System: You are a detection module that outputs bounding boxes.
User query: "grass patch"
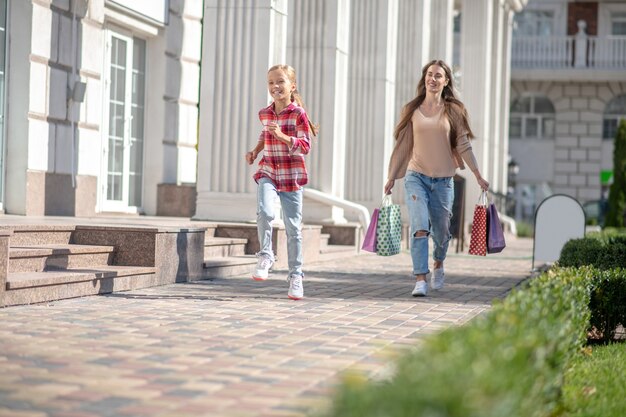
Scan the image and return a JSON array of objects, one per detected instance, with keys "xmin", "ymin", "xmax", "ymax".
[{"xmin": 561, "ymin": 343, "xmax": 626, "ymax": 417}]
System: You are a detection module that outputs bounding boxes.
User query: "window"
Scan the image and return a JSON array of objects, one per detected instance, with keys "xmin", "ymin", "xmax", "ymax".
[
  {"xmin": 603, "ymin": 95, "xmax": 626, "ymax": 140},
  {"xmin": 510, "ymin": 96, "xmax": 556, "ymax": 140},
  {"xmin": 513, "ymin": 10, "xmax": 555, "ymax": 36},
  {"xmin": 611, "ymin": 12, "xmax": 626, "ymax": 35}
]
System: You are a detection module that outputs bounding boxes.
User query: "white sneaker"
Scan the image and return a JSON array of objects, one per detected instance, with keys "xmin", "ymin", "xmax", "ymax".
[
  {"xmin": 287, "ymin": 274, "xmax": 304, "ymax": 300},
  {"xmin": 252, "ymin": 255, "xmax": 273, "ymax": 281},
  {"xmin": 431, "ymin": 267, "xmax": 445, "ymax": 290},
  {"xmin": 412, "ymin": 280, "xmax": 428, "ymax": 297}
]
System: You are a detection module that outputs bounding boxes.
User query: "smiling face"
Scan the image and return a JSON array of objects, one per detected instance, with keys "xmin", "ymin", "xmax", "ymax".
[
  {"xmin": 424, "ymin": 64, "xmax": 448, "ymax": 95},
  {"xmin": 267, "ymin": 68, "xmax": 296, "ymax": 103}
]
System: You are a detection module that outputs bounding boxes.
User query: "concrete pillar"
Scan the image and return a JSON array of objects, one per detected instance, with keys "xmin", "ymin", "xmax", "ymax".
[
  {"xmin": 395, "ymin": 0, "xmax": 431, "ymax": 122},
  {"xmin": 488, "ymin": 0, "xmax": 505, "ymax": 193},
  {"xmin": 5, "ymin": 0, "xmax": 33, "ymax": 214},
  {"xmin": 460, "ymin": 0, "xmax": 493, "ymax": 224},
  {"xmin": 150, "ymin": 0, "xmax": 202, "ymax": 216},
  {"xmin": 286, "ymin": 0, "xmax": 350, "ymax": 224},
  {"xmin": 429, "ymin": 0, "xmax": 453, "ymax": 64},
  {"xmin": 196, "ymin": 0, "xmax": 288, "ymax": 221},
  {"xmin": 345, "ymin": 0, "xmax": 398, "ymax": 210},
  {"xmin": 499, "ymin": 7, "xmax": 515, "ymax": 195}
]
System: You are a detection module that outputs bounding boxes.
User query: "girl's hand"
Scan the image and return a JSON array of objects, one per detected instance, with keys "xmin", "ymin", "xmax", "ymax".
[
  {"xmin": 245, "ymin": 151, "xmax": 256, "ymax": 165},
  {"xmin": 384, "ymin": 179, "xmax": 395, "ymax": 195},
  {"xmin": 268, "ymin": 123, "xmax": 290, "ymax": 143}
]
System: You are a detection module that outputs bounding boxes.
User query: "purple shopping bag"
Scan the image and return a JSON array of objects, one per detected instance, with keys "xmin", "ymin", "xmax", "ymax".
[
  {"xmin": 361, "ymin": 208, "xmax": 380, "ymax": 253},
  {"xmin": 487, "ymin": 203, "xmax": 506, "ymax": 254}
]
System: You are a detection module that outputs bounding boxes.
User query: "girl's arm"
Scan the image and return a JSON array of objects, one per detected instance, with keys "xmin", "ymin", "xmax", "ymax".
[{"xmin": 246, "ymin": 141, "xmax": 264, "ymax": 165}]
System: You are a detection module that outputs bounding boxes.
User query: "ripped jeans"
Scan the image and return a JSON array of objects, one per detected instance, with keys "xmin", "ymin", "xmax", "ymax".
[{"xmin": 404, "ymin": 170, "xmax": 454, "ymax": 276}]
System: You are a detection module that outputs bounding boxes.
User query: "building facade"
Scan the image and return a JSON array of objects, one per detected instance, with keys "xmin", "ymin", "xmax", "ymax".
[
  {"xmin": 196, "ymin": 0, "xmax": 526, "ymax": 228},
  {"xmin": 509, "ymin": 0, "xmax": 626, "ymax": 222},
  {"xmin": 0, "ymin": 0, "xmax": 528, "ymax": 234},
  {"xmin": 0, "ymin": 0, "xmax": 201, "ymax": 217}
]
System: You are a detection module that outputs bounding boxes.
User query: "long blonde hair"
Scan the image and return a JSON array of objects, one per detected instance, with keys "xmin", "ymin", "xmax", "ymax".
[
  {"xmin": 269, "ymin": 64, "xmax": 319, "ymax": 137},
  {"xmin": 393, "ymin": 59, "xmax": 474, "ymax": 148}
]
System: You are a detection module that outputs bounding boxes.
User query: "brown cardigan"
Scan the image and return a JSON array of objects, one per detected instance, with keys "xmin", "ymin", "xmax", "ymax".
[{"xmin": 387, "ymin": 120, "xmax": 469, "ymax": 181}]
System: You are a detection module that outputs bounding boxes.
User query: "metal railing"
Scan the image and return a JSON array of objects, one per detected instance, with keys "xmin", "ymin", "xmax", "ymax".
[{"xmin": 512, "ymin": 35, "xmax": 626, "ymax": 69}]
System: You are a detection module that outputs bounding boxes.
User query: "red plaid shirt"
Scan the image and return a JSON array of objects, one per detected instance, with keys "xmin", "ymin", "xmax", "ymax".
[{"xmin": 253, "ymin": 102, "xmax": 312, "ymax": 192}]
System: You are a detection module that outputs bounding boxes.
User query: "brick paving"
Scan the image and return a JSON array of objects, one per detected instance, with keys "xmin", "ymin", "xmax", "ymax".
[{"xmin": 0, "ymin": 237, "xmax": 533, "ymax": 417}]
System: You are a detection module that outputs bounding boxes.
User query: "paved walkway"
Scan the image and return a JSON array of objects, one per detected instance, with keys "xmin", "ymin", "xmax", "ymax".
[{"xmin": 0, "ymin": 237, "xmax": 533, "ymax": 417}]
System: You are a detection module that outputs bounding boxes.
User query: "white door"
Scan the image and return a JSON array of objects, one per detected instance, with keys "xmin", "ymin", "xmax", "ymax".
[{"xmin": 101, "ymin": 30, "xmax": 146, "ymax": 212}]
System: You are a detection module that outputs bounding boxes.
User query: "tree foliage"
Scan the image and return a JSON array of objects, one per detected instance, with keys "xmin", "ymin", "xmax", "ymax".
[{"xmin": 605, "ymin": 119, "xmax": 626, "ymax": 228}]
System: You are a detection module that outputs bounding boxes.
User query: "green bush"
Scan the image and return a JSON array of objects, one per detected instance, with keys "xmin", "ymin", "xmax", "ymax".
[
  {"xmin": 558, "ymin": 238, "xmax": 604, "ymax": 269},
  {"xmin": 516, "ymin": 221, "xmax": 534, "ymax": 237},
  {"xmin": 318, "ymin": 269, "xmax": 591, "ymax": 417},
  {"xmin": 587, "ymin": 268, "xmax": 626, "ymax": 341},
  {"xmin": 558, "ymin": 232, "xmax": 626, "ymax": 270}
]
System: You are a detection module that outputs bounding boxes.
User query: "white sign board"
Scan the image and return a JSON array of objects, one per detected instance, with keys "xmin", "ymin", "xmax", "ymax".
[
  {"xmin": 533, "ymin": 194, "xmax": 585, "ymax": 270},
  {"xmin": 109, "ymin": 0, "xmax": 169, "ymax": 25}
]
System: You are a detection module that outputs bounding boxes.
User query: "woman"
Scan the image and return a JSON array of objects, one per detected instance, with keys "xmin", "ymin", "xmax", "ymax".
[{"xmin": 384, "ymin": 60, "xmax": 489, "ymax": 297}]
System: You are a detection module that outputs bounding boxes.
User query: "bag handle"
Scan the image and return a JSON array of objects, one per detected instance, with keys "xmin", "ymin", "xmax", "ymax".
[
  {"xmin": 476, "ymin": 190, "xmax": 489, "ymax": 207},
  {"xmin": 381, "ymin": 194, "xmax": 394, "ymax": 208}
]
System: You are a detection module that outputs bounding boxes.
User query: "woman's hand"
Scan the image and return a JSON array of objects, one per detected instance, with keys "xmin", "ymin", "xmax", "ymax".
[
  {"xmin": 245, "ymin": 151, "xmax": 256, "ymax": 165},
  {"xmin": 476, "ymin": 176, "xmax": 489, "ymax": 192},
  {"xmin": 384, "ymin": 179, "xmax": 395, "ymax": 195}
]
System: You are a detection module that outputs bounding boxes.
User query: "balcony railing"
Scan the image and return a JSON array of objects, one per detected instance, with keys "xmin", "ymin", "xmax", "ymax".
[{"xmin": 512, "ymin": 35, "xmax": 626, "ymax": 69}]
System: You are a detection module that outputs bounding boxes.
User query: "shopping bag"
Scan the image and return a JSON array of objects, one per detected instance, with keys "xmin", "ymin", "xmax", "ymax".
[
  {"xmin": 487, "ymin": 202, "xmax": 506, "ymax": 254},
  {"xmin": 468, "ymin": 191, "xmax": 488, "ymax": 256},
  {"xmin": 361, "ymin": 208, "xmax": 380, "ymax": 253},
  {"xmin": 376, "ymin": 195, "xmax": 402, "ymax": 256}
]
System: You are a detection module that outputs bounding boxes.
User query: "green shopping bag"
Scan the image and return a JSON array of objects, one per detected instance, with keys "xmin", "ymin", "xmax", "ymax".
[{"xmin": 376, "ymin": 195, "xmax": 402, "ymax": 256}]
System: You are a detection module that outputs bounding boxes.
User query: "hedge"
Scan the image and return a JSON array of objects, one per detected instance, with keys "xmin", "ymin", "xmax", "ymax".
[
  {"xmin": 317, "ymin": 268, "xmax": 595, "ymax": 417},
  {"xmin": 558, "ymin": 234, "xmax": 626, "ymax": 270}
]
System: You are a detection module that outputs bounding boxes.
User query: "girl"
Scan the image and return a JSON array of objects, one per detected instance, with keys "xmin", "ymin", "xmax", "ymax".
[
  {"xmin": 246, "ymin": 64, "xmax": 318, "ymax": 300},
  {"xmin": 384, "ymin": 59, "xmax": 489, "ymax": 297}
]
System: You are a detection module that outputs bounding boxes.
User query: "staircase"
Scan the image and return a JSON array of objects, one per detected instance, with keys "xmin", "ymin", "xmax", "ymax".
[
  {"xmin": 0, "ymin": 220, "xmax": 362, "ymax": 307},
  {"xmin": 2, "ymin": 225, "xmax": 157, "ymax": 306}
]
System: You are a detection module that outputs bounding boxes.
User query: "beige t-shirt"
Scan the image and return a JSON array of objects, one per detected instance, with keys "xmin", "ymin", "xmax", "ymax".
[{"xmin": 407, "ymin": 107, "xmax": 477, "ymax": 178}]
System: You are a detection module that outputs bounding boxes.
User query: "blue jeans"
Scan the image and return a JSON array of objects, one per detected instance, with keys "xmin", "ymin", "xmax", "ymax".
[
  {"xmin": 404, "ymin": 171, "xmax": 454, "ymax": 276},
  {"xmin": 256, "ymin": 177, "xmax": 303, "ymax": 277}
]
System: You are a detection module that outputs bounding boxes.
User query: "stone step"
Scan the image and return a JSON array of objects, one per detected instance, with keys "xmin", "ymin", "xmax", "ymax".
[
  {"xmin": 320, "ymin": 233, "xmax": 331, "ymax": 248},
  {"xmin": 204, "ymin": 237, "xmax": 248, "ymax": 258},
  {"xmin": 203, "ymin": 255, "xmax": 257, "ymax": 279},
  {"xmin": 1, "ymin": 225, "xmax": 75, "ymax": 245},
  {"xmin": 9, "ymin": 244, "xmax": 115, "ymax": 273},
  {"xmin": 5, "ymin": 265, "xmax": 158, "ymax": 306}
]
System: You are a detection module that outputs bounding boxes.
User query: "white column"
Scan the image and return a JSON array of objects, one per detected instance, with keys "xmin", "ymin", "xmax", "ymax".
[
  {"xmin": 499, "ymin": 7, "xmax": 515, "ymax": 195},
  {"xmin": 429, "ymin": 0, "xmax": 453, "ymax": 64},
  {"xmin": 488, "ymin": 0, "xmax": 504, "ymax": 193},
  {"xmin": 395, "ymin": 0, "xmax": 430, "ymax": 122},
  {"xmin": 155, "ymin": 0, "xmax": 202, "ymax": 208},
  {"xmin": 195, "ymin": 0, "xmax": 288, "ymax": 221},
  {"xmin": 287, "ymin": 0, "xmax": 350, "ymax": 224},
  {"xmin": 460, "ymin": 0, "xmax": 493, "ymax": 225},
  {"xmin": 345, "ymin": 0, "xmax": 398, "ymax": 211},
  {"xmin": 4, "ymin": 0, "xmax": 33, "ymax": 214}
]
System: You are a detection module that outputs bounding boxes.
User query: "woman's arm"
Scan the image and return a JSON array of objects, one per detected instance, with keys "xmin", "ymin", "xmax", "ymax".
[{"xmin": 457, "ymin": 134, "xmax": 489, "ymax": 191}]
